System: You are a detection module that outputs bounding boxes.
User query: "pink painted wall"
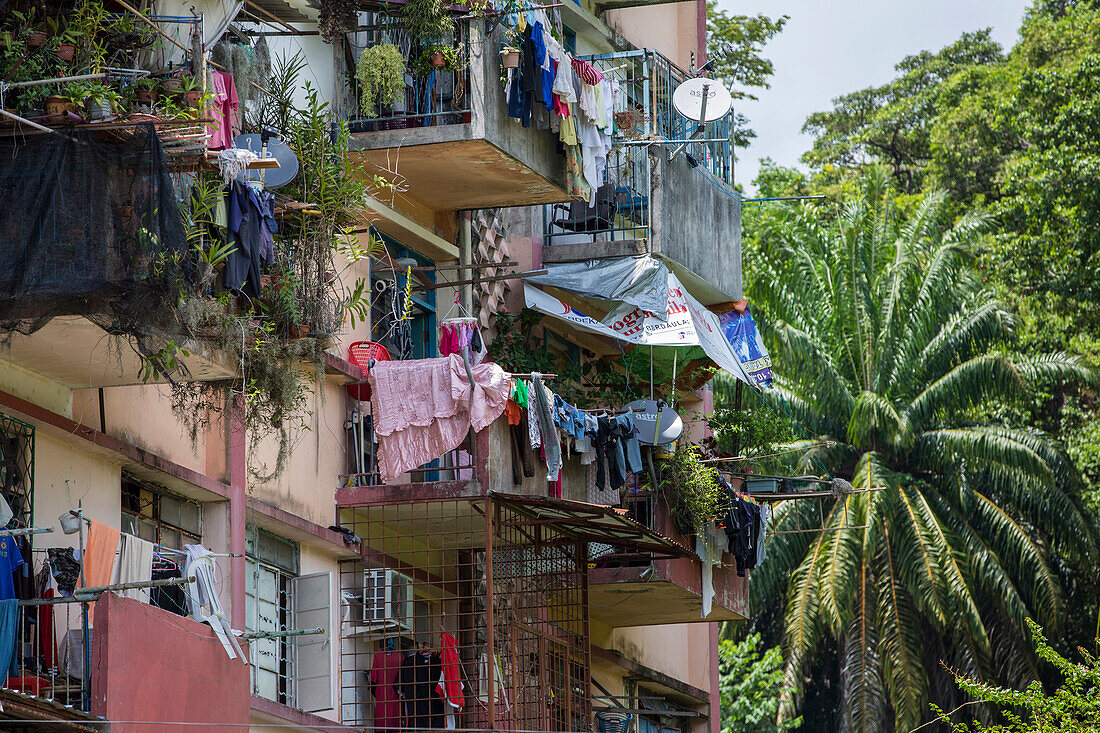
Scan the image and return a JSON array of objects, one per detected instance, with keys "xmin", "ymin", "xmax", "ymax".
[{"xmin": 92, "ymin": 594, "xmax": 250, "ymax": 732}]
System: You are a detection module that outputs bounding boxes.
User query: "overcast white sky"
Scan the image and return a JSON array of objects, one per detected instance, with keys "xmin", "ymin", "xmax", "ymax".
[{"xmin": 721, "ymin": 0, "xmax": 1031, "ymax": 193}]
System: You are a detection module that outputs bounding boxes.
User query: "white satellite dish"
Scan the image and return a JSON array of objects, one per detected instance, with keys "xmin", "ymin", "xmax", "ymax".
[
  {"xmin": 232, "ymin": 133, "xmax": 299, "ymax": 189},
  {"xmin": 672, "ymin": 77, "xmax": 733, "ymax": 125}
]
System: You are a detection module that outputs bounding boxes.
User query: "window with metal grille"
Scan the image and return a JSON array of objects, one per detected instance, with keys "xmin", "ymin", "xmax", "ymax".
[
  {"xmin": 121, "ymin": 477, "xmax": 202, "ymax": 549},
  {"xmin": 246, "ymin": 526, "xmax": 300, "ymax": 706},
  {"xmin": 0, "ymin": 413, "xmax": 33, "ymax": 531}
]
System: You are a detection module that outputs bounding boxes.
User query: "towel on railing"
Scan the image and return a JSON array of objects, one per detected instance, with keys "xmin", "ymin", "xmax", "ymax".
[
  {"xmin": 112, "ymin": 533, "xmax": 155, "ymax": 603},
  {"xmin": 184, "ymin": 544, "xmax": 243, "ymax": 661},
  {"xmin": 0, "ymin": 598, "xmax": 16, "ymax": 677},
  {"xmin": 83, "ymin": 521, "xmax": 120, "ymax": 611},
  {"xmin": 368, "ymin": 354, "xmax": 510, "ymax": 483}
]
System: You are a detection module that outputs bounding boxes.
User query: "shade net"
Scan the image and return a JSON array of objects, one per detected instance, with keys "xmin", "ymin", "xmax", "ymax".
[{"xmin": 0, "ymin": 124, "xmax": 192, "ymax": 343}]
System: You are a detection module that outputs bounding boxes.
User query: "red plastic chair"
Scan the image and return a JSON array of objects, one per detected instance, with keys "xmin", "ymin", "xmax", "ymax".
[{"xmin": 346, "ymin": 341, "xmax": 391, "ymax": 401}]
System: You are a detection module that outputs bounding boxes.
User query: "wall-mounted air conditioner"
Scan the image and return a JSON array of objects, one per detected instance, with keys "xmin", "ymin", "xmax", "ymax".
[{"xmin": 362, "ymin": 569, "xmax": 413, "ymax": 631}]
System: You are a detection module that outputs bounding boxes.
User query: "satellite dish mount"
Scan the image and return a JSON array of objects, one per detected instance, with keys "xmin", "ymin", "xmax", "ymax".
[{"xmin": 669, "ymin": 73, "xmax": 733, "ymax": 162}]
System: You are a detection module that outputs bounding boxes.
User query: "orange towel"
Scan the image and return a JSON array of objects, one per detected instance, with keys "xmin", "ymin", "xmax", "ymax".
[{"xmin": 82, "ymin": 521, "xmax": 120, "ymax": 602}]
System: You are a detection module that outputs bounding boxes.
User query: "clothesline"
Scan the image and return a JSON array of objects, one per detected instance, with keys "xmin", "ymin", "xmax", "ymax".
[
  {"xmin": 0, "ymin": 527, "xmax": 53, "ymax": 537},
  {"xmin": 18, "ymin": 575, "xmax": 196, "ymax": 606}
]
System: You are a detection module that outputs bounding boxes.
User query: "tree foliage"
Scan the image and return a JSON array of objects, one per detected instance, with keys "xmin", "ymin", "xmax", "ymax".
[
  {"xmin": 934, "ymin": 619, "xmax": 1100, "ymax": 732},
  {"xmin": 705, "ymin": 2, "xmax": 787, "ymax": 147},
  {"xmin": 746, "ymin": 169, "xmax": 1099, "ymax": 732},
  {"xmin": 719, "ymin": 635, "xmax": 802, "ymax": 733}
]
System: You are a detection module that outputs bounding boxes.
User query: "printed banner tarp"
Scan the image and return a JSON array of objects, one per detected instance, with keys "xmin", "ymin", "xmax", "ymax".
[{"xmin": 523, "ymin": 264, "xmax": 773, "ymax": 388}]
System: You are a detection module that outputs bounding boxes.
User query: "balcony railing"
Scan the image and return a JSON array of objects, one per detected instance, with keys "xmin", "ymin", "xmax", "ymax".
[
  {"xmin": 543, "ymin": 49, "xmax": 736, "ymax": 246},
  {"xmin": 344, "ymin": 14, "xmax": 474, "ymax": 131}
]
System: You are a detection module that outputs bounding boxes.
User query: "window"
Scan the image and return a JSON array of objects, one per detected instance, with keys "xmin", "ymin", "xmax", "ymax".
[
  {"xmin": 246, "ymin": 527, "xmax": 299, "ymax": 706},
  {"xmin": 563, "ymin": 26, "xmax": 577, "ymax": 55},
  {"xmin": 244, "ymin": 527, "xmax": 334, "ymax": 713},
  {"xmin": 121, "ymin": 478, "xmax": 202, "ymax": 549},
  {"xmin": 370, "ymin": 237, "xmax": 436, "ymax": 360},
  {"xmin": 0, "ymin": 413, "xmax": 33, "ymax": 530}
]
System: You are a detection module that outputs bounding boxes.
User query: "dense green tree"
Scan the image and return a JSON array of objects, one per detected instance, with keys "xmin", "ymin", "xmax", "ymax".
[
  {"xmin": 705, "ymin": 2, "xmax": 787, "ymax": 147},
  {"xmin": 719, "ymin": 634, "xmax": 801, "ymax": 733},
  {"xmin": 746, "ymin": 170, "xmax": 1098, "ymax": 731},
  {"xmin": 801, "ymin": 31, "xmax": 1002, "ymax": 192}
]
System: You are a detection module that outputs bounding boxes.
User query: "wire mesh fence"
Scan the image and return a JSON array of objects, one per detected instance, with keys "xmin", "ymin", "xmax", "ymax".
[{"xmin": 338, "ymin": 498, "xmax": 591, "ymax": 731}]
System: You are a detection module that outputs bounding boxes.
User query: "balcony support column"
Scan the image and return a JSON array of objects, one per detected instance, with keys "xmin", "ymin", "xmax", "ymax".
[
  {"xmin": 459, "ymin": 210, "xmax": 474, "ymax": 316},
  {"xmin": 229, "ymin": 395, "xmax": 247, "ymax": 630}
]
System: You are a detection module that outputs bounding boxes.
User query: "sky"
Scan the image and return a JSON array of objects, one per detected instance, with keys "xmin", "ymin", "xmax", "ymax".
[{"xmin": 720, "ymin": 0, "xmax": 1032, "ymax": 193}]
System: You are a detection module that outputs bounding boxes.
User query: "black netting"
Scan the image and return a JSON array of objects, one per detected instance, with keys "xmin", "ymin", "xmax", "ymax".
[{"xmin": 0, "ymin": 124, "xmax": 193, "ymax": 342}]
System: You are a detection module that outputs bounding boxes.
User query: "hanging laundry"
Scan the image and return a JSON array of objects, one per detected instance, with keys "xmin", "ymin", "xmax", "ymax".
[
  {"xmin": 436, "ymin": 631, "xmax": 465, "ymax": 712},
  {"xmin": 184, "ymin": 544, "xmax": 243, "ymax": 660},
  {"xmin": 206, "ymin": 70, "xmax": 240, "ymax": 151},
  {"xmin": 83, "ymin": 521, "xmax": 120, "ymax": 606},
  {"xmin": 696, "ymin": 522, "xmax": 726, "ymax": 619},
  {"xmin": 0, "ymin": 598, "xmax": 17, "ymax": 677},
  {"xmin": 368, "ymin": 355, "xmax": 510, "ymax": 483},
  {"xmin": 46, "ymin": 548, "xmax": 79, "ymax": 596},
  {"xmin": 113, "ymin": 533, "xmax": 155, "ymax": 602},
  {"xmin": 0, "ymin": 536, "xmax": 23, "ymax": 601},
  {"xmin": 370, "ymin": 648, "xmax": 405, "ymax": 730},
  {"xmin": 529, "ymin": 374, "xmax": 560, "ymax": 481}
]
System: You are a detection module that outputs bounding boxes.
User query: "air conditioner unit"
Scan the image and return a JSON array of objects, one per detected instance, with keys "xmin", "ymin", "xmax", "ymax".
[{"xmin": 362, "ymin": 569, "xmax": 413, "ymax": 631}]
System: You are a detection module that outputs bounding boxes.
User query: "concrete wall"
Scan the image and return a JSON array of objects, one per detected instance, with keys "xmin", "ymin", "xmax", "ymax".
[
  {"xmin": 605, "ymin": 1, "xmax": 705, "ymax": 72},
  {"xmin": 650, "ymin": 151, "xmax": 742, "ymax": 301},
  {"xmin": 92, "ymin": 594, "xmax": 251, "ymax": 732}
]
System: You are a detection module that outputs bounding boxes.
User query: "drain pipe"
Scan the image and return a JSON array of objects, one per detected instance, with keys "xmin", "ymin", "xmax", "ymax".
[{"xmin": 459, "ymin": 211, "xmax": 473, "ymax": 315}]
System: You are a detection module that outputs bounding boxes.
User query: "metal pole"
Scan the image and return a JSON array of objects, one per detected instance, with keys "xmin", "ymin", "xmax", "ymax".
[
  {"xmin": 240, "ymin": 626, "xmax": 325, "ymax": 640},
  {"xmin": 484, "ymin": 496, "xmax": 495, "ymax": 730},
  {"xmin": 77, "ymin": 503, "xmax": 90, "ymax": 712}
]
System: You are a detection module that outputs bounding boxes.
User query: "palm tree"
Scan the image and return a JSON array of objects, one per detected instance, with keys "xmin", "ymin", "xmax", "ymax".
[{"xmin": 744, "ymin": 170, "xmax": 1098, "ymax": 731}]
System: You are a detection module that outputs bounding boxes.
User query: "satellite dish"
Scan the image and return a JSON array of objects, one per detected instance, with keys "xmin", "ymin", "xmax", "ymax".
[
  {"xmin": 672, "ymin": 77, "xmax": 733, "ymax": 125},
  {"xmin": 625, "ymin": 400, "xmax": 683, "ymax": 446},
  {"xmin": 232, "ymin": 133, "xmax": 299, "ymax": 188}
]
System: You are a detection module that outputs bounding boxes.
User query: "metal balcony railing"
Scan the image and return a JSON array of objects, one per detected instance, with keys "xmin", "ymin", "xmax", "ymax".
[
  {"xmin": 544, "ymin": 49, "xmax": 736, "ymax": 246},
  {"xmin": 343, "ymin": 15, "xmax": 474, "ymax": 131}
]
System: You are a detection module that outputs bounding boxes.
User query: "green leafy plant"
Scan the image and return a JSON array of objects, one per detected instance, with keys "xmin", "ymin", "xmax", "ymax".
[
  {"xmin": 412, "ymin": 44, "xmax": 458, "ymax": 77},
  {"xmin": 141, "ymin": 340, "xmax": 191, "ymax": 383},
  {"xmin": 719, "ymin": 635, "xmax": 802, "ymax": 733},
  {"xmin": 176, "ymin": 74, "xmax": 202, "ymax": 94},
  {"xmin": 317, "ymin": 0, "xmax": 358, "ymax": 44},
  {"xmin": 658, "ymin": 443, "xmax": 723, "ymax": 534},
  {"xmin": 355, "ymin": 43, "xmax": 406, "ymax": 117},
  {"xmin": 933, "ymin": 619, "xmax": 1100, "ymax": 732},
  {"xmin": 403, "ymin": 0, "xmax": 455, "ymax": 42}
]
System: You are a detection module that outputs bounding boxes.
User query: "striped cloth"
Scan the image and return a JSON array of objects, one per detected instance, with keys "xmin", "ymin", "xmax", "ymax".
[{"xmin": 571, "ymin": 57, "xmax": 603, "ymax": 85}]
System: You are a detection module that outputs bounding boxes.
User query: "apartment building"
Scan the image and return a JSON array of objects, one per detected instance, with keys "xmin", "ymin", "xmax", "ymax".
[{"xmin": 0, "ymin": 0, "xmax": 752, "ymax": 730}]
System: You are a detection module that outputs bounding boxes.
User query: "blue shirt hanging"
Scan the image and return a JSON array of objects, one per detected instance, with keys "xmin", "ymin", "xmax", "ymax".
[{"xmin": 0, "ymin": 536, "xmax": 25, "ymax": 601}]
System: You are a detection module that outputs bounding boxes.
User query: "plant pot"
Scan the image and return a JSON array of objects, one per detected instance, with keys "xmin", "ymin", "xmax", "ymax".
[
  {"xmin": 184, "ymin": 90, "xmax": 201, "ymax": 108},
  {"xmin": 56, "ymin": 43, "xmax": 76, "ymax": 61},
  {"xmin": 45, "ymin": 96, "xmax": 74, "ymax": 116},
  {"xmin": 198, "ymin": 261, "xmax": 217, "ymax": 293},
  {"xmin": 136, "ymin": 89, "xmax": 157, "ymax": 105},
  {"xmin": 114, "ymin": 205, "xmax": 133, "ymax": 218},
  {"xmin": 431, "ymin": 50, "xmax": 446, "ymax": 68},
  {"xmin": 87, "ymin": 99, "xmax": 112, "ymax": 119},
  {"xmin": 26, "ymin": 31, "xmax": 48, "ymax": 48},
  {"xmin": 500, "ymin": 48, "xmax": 520, "ymax": 69},
  {"xmin": 260, "ymin": 273, "xmax": 274, "ymax": 290},
  {"xmin": 162, "ymin": 77, "xmax": 184, "ymax": 93},
  {"xmin": 290, "ymin": 324, "xmax": 311, "ymax": 338}
]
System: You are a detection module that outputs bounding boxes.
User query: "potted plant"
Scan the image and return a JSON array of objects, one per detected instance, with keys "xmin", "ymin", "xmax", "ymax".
[
  {"xmin": 355, "ymin": 44, "xmax": 406, "ymax": 118},
  {"xmin": 194, "ymin": 238, "xmax": 237, "ymax": 294},
  {"xmin": 500, "ymin": 46, "xmax": 520, "ymax": 69},
  {"xmin": 162, "ymin": 74, "xmax": 185, "ymax": 93},
  {"xmin": 413, "ymin": 45, "xmax": 457, "ymax": 77},
  {"xmin": 73, "ymin": 82, "xmax": 121, "ymax": 119},
  {"xmin": 177, "ymin": 74, "xmax": 203, "ymax": 107},
  {"xmin": 11, "ymin": 10, "xmax": 46, "ymax": 48},
  {"xmin": 44, "ymin": 18, "xmax": 79, "ymax": 61},
  {"xmin": 658, "ymin": 444, "xmax": 723, "ymax": 536},
  {"xmin": 132, "ymin": 78, "xmax": 158, "ymax": 106}
]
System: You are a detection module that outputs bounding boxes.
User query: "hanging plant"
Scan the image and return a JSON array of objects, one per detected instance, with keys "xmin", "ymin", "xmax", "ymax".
[
  {"xmin": 412, "ymin": 45, "xmax": 458, "ymax": 77},
  {"xmin": 318, "ymin": 0, "xmax": 358, "ymax": 44},
  {"xmin": 355, "ymin": 44, "xmax": 406, "ymax": 117},
  {"xmin": 403, "ymin": 0, "xmax": 455, "ymax": 42}
]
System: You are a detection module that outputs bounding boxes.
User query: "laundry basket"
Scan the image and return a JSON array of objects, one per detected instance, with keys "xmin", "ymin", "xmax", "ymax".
[
  {"xmin": 595, "ymin": 711, "xmax": 633, "ymax": 733},
  {"xmin": 346, "ymin": 341, "xmax": 391, "ymax": 401}
]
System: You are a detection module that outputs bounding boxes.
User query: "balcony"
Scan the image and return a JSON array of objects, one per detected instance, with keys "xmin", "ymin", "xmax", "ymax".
[
  {"xmin": 588, "ymin": 493, "xmax": 749, "ymax": 627},
  {"xmin": 543, "ymin": 50, "xmax": 742, "ymax": 304},
  {"xmin": 344, "ymin": 15, "xmax": 569, "ymax": 212},
  {"xmin": 335, "ymin": 494, "xmax": 688, "ymax": 730}
]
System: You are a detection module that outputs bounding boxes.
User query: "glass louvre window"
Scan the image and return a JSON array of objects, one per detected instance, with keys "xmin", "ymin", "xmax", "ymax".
[
  {"xmin": 120, "ymin": 478, "xmax": 202, "ymax": 549},
  {"xmin": 245, "ymin": 526, "xmax": 300, "ymax": 705}
]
